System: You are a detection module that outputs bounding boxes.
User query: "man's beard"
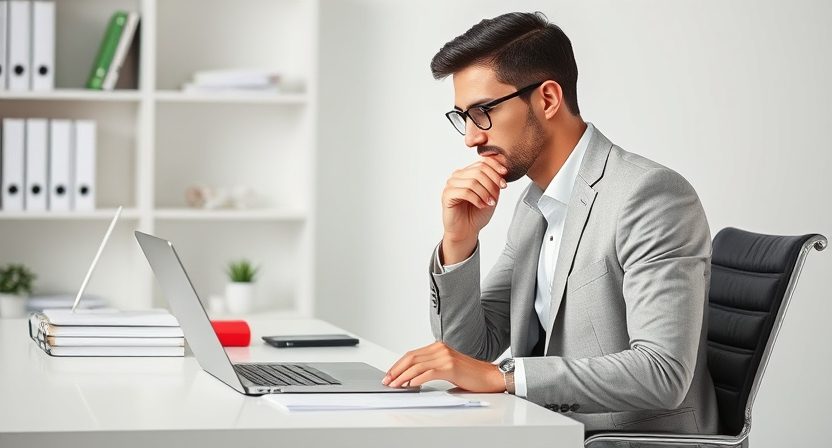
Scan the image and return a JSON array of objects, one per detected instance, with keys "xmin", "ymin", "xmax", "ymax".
[{"xmin": 477, "ymin": 110, "xmax": 546, "ymax": 183}]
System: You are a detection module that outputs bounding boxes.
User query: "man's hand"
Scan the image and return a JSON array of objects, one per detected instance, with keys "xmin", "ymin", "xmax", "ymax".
[
  {"xmin": 382, "ymin": 341, "xmax": 506, "ymax": 392},
  {"xmin": 441, "ymin": 157, "xmax": 508, "ymax": 264}
]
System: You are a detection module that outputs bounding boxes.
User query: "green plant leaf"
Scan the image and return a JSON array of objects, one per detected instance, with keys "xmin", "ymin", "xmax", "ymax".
[
  {"xmin": 0, "ymin": 263, "xmax": 36, "ymax": 295},
  {"xmin": 225, "ymin": 259, "xmax": 259, "ymax": 283}
]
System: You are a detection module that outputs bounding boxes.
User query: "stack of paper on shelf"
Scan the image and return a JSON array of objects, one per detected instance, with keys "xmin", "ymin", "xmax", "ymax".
[
  {"xmin": 182, "ymin": 69, "xmax": 281, "ymax": 93},
  {"xmin": 28, "ymin": 308, "xmax": 185, "ymax": 357}
]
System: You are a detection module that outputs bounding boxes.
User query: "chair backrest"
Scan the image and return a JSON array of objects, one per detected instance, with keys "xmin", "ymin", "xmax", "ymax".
[{"xmin": 707, "ymin": 227, "xmax": 826, "ymax": 436}]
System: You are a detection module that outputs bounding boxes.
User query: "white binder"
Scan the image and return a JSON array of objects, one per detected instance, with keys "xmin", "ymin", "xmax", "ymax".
[
  {"xmin": 73, "ymin": 120, "xmax": 96, "ymax": 211},
  {"xmin": 0, "ymin": 1, "xmax": 9, "ymax": 90},
  {"xmin": 24, "ymin": 118, "xmax": 48, "ymax": 211},
  {"xmin": 2, "ymin": 118, "xmax": 26, "ymax": 211},
  {"xmin": 48, "ymin": 119, "xmax": 73, "ymax": 211},
  {"xmin": 30, "ymin": 0, "xmax": 54, "ymax": 91},
  {"xmin": 7, "ymin": 0, "xmax": 30, "ymax": 91}
]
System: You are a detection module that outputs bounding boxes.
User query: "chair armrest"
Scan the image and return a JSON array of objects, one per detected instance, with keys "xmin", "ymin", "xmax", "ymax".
[{"xmin": 584, "ymin": 431, "xmax": 748, "ymax": 447}]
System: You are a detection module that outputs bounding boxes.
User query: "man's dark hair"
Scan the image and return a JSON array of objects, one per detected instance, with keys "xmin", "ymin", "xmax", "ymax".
[{"xmin": 431, "ymin": 12, "xmax": 580, "ymax": 115}]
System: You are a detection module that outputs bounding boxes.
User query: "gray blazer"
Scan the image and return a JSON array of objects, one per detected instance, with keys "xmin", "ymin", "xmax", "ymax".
[{"xmin": 428, "ymin": 126, "xmax": 719, "ymax": 434}]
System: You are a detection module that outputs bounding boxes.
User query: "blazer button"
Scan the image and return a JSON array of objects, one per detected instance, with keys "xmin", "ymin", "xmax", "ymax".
[
  {"xmin": 545, "ymin": 404, "xmax": 557, "ymax": 411},
  {"xmin": 570, "ymin": 404, "xmax": 580, "ymax": 412},
  {"xmin": 560, "ymin": 404, "xmax": 570, "ymax": 413}
]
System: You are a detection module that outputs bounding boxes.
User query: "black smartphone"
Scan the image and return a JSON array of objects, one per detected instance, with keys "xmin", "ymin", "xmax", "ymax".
[{"xmin": 262, "ymin": 334, "xmax": 360, "ymax": 348}]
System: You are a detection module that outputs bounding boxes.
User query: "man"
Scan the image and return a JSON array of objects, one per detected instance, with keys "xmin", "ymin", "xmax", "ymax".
[{"xmin": 383, "ymin": 12, "xmax": 719, "ymax": 435}]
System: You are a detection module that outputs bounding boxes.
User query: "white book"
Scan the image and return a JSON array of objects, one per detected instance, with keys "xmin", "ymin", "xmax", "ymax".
[
  {"xmin": 7, "ymin": 0, "xmax": 30, "ymax": 91},
  {"xmin": 192, "ymin": 69, "xmax": 279, "ymax": 88},
  {"xmin": 102, "ymin": 12, "xmax": 138, "ymax": 91},
  {"xmin": 40, "ymin": 324, "xmax": 184, "ymax": 338},
  {"xmin": 72, "ymin": 120, "xmax": 96, "ymax": 211},
  {"xmin": 181, "ymin": 82, "xmax": 281, "ymax": 94},
  {"xmin": 29, "ymin": 312, "xmax": 185, "ymax": 338},
  {"xmin": 1, "ymin": 118, "xmax": 26, "ymax": 211},
  {"xmin": 30, "ymin": 0, "xmax": 55, "ymax": 91},
  {"xmin": 46, "ymin": 336, "xmax": 185, "ymax": 347},
  {"xmin": 24, "ymin": 118, "xmax": 48, "ymax": 211},
  {"xmin": 48, "ymin": 119, "xmax": 73, "ymax": 211},
  {"xmin": 43, "ymin": 345, "xmax": 184, "ymax": 357},
  {"xmin": 41, "ymin": 308, "xmax": 181, "ymax": 327},
  {"xmin": 0, "ymin": 1, "xmax": 9, "ymax": 90}
]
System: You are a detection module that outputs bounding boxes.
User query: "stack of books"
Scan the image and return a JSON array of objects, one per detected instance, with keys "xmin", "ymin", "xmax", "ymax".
[
  {"xmin": 182, "ymin": 69, "xmax": 281, "ymax": 94},
  {"xmin": 28, "ymin": 308, "xmax": 184, "ymax": 357}
]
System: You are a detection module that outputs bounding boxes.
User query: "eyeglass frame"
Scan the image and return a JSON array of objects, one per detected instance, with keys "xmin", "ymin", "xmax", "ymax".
[{"xmin": 444, "ymin": 81, "xmax": 545, "ymax": 135}]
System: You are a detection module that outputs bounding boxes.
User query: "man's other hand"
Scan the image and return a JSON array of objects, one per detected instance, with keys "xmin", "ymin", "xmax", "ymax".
[{"xmin": 383, "ymin": 341, "xmax": 506, "ymax": 392}]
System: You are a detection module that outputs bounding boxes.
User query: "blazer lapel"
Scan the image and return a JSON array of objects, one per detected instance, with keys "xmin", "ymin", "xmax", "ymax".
[
  {"xmin": 510, "ymin": 184, "xmax": 546, "ymax": 356},
  {"xmin": 545, "ymin": 128, "xmax": 613, "ymax": 352}
]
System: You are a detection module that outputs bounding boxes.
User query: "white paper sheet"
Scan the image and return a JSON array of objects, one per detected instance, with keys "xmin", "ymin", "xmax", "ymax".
[{"xmin": 263, "ymin": 390, "xmax": 489, "ymax": 411}]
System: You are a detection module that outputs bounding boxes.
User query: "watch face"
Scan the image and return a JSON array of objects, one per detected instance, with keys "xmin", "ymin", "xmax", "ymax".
[{"xmin": 499, "ymin": 358, "xmax": 515, "ymax": 373}]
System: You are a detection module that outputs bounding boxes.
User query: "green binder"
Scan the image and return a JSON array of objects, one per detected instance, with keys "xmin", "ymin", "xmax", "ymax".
[{"xmin": 86, "ymin": 11, "xmax": 128, "ymax": 90}]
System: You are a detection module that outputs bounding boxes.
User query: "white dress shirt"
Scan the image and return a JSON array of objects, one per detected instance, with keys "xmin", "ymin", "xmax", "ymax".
[{"xmin": 437, "ymin": 122, "xmax": 594, "ymax": 398}]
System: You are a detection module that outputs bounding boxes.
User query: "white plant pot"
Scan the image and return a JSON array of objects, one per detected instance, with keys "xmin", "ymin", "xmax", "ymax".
[
  {"xmin": 225, "ymin": 282, "xmax": 255, "ymax": 315},
  {"xmin": 0, "ymin": 293, "xmax": 28, "ymax": 318}
]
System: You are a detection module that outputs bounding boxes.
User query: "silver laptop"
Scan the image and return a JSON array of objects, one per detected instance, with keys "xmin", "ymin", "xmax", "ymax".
[{"xmin": 135, "ymin": 231, "xmax": 419, "ymax": 395}]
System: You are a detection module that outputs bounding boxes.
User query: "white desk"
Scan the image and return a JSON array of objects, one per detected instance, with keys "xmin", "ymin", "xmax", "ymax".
[{"xmin": 0, "ymin": 314, "xmax": 584, "ymax": 447}]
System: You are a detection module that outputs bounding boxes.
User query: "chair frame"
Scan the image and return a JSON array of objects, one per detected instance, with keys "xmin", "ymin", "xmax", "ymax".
[{"xmin": 585, "ymin": 234, "xmax": 827, "ymax": 447}]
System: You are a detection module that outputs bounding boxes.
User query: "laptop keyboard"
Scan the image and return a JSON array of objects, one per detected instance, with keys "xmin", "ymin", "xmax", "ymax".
[{"xmin": 234, "ymin": 363, "xmax": 341, "ymax": 387}]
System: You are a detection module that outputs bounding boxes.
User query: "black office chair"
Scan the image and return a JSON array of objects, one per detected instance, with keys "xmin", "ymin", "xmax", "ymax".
[{"xmin": 585, "ymin": 227, "xmax": 827, "ymax": 448}]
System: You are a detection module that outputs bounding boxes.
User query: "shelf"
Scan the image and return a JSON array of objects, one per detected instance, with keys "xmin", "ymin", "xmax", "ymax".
[
  {"xmin": 0, "ymin": 0, "xmax": 319, "ymax": 316},
  {"xmin": 0, "ymin": 90, "xmax": 308, "ymax": 105},
  {"xmin": 153, "ymin": 208, "xmax": 306, "ymax": 221},
  {"xmin": 0, "ymin": 208, "xmax": 140, "ymax": 220},
  {"xmin": 154, "ymin": 90, "xmax": 307, "ymax": 105},
  {"xmin": 0, "ymin": 89, "xmax": 142, "ymax": 102}
]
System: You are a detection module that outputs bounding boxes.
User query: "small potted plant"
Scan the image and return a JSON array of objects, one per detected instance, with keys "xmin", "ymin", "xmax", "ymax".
[
  {"xmin": 225, "ymin": 259, "xmax": 259, "ymax": 314},
  {"xmin": 0, "ymin": 263, "xmax": 36, "ymax": 318}
]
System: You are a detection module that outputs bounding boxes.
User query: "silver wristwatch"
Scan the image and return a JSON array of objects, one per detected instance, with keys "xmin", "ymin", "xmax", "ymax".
[{"xmin": 498, "ymin": 358, "xmax": 516, "ymax": 394}]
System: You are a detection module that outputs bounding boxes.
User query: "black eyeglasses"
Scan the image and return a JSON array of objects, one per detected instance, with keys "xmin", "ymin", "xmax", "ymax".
[{"xmin": 445, "ymin": 81, "xmax": 544, "ymax": 135}]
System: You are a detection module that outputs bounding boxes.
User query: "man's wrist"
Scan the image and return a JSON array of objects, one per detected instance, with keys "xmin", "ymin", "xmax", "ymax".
[
  {"xmin": 504, "ymin": 370, "xmax": 515, "ymax": 394},
  {"xmin": 497, "ymin": 358, "xmax": 516, "ymax": 394},
  {"xmin": 440, "ymin": 236, "xmax": 478, "ymax": 265}
]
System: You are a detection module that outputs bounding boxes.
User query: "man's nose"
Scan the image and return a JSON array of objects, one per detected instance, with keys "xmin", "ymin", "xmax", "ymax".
[{"xmin": 464, "ymin": 122, "xmax": 487, "ymax": 148}]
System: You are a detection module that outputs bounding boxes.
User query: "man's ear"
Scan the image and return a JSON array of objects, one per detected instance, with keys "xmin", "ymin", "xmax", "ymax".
[{"xmin": 539, "ymin": 80, "xmax": 563, "ymax": 120}]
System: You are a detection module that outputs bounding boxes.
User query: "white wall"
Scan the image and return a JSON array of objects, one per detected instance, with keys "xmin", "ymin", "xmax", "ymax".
[{"xmin": 317, "ymin": 1, "xmax": 832, "ymax": 445}]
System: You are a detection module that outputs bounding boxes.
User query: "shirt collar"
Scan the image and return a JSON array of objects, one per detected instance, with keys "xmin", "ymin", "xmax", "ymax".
[{"xmin": 538, "ymin": 122, "xmax": 594, "ymax": 207}]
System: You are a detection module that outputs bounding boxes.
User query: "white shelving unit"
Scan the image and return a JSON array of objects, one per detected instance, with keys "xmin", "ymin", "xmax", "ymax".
[{"xmin": 0, "ymin": 0, "xmax": 319, "ymax": 317}]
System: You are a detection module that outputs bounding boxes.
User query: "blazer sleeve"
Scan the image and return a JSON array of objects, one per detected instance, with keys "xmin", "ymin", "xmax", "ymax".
[
  {"xmin": 428, "ymin": 229, "xmax": 518, "ymax": 362},
  {"xmin": 521, "ymin": 167, "xmax": 712, "ymax": 412}
]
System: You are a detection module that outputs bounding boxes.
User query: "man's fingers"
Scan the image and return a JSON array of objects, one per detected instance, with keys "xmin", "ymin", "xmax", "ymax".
[
  {"xmin": 387, "ymin": 359, "xmax": 445, "ymax": 388},
  {"xmin": 384, "ymin": 343, "xmax": 440, "ymax": 383},
  {"xmin": 408, "ymin": 369, "xmax": 439, "ymax": 387},
  {"xmin": 457, "ymin": 163, "xmax": 506, "ymax": 193},
  {"xmin": 467, "ymin": 169, "xmax": 503, "ymax": 198},
  {"xmin": 385, "ymin": 353, "xmax": 435, "ymax": 383},
  {"xmin": 477, "ymin": 162, "xmax": 508, "ymax": 190},
  {"xmin": 447, "ymin": 178, "xmax": 497, "ymax": 207},
  {"xmin": 444, "ymin": 187, "xmax": 489, "ymax": 209},
  {"xmin": 479, "ymin": 156, "xmax": 508, "ymax": 176}
]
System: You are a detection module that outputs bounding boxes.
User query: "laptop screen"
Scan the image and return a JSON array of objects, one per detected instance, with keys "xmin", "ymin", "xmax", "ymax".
[{"xmin": 135, "ymin": 231, "xmax": 245, "ymax": 393}]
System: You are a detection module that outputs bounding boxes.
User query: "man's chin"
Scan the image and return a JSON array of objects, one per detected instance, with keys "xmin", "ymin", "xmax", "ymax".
[{"xmin": 504, "ymin": 169, "xmax": 527, "ymax": 183}]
